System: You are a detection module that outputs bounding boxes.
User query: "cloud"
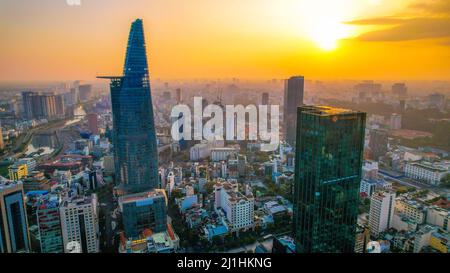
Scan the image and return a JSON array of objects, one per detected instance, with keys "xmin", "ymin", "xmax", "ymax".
[{"xmin": 346, "ymin": 0, "xmax": 450, "ymax": 42}]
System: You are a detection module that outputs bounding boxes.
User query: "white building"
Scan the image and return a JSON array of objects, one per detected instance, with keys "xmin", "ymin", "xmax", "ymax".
[
  {"xmin": 189, "ymin": 143, "xmax": 211, "ymax": 161},
  {"xmin": 360, "ymin": 179, "xmax": 377, "ymax": 196},
  {"xmin": 369, "ymin": 191, "xmax": 396, "ymax": 237},
  {"xmin": 390, "ymin": 113, "xmax": 402, "ymax": 130},
  {"xmin": 413, "ymin": 225, "xmax": 437, "ymax": 253},
  {"xmin": 426, "ymin": 206, "xmax": 450, "ymax": 232},
  {"xmin": 60, "ymin": 194, "xmax": 99, "ymax": 253},
  {"xmin": 405, "ymin": 161, "xmax": 449, "ymax": 185},
  {"xmin": 17, "ymin": 158, "xmax": 37, "ymax": 172},
  {"xmin": 362, "ymin": 161, "xmax": 378, "ymax": 180},
  {"xmin": 211, "ymin": 147, "xmax": 239, "ymax": 162},
  {"xmin": 214, "ymin": 180, "xmax": 254, "ymax": 232}
]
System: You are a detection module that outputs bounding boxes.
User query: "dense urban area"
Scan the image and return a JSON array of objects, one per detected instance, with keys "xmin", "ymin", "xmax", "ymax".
[{"xmin": 0, "ymin": 19, "xmax": 449, "ymax": 254}]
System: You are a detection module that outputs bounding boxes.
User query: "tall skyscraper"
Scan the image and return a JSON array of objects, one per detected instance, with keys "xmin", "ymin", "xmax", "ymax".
[
  {"xmin": 262, "ymin": 92, "xmax": 269, "ymax": 105},
  {"xmin": 87, "ymin": 113, "xmax": 99, "ymax": 135},
  {"xmin": 283, "ymin": 76, "xmax": 304, "ymax": 146},
  {"xmin": 78, "ymin": 84, "xmax": 92, "ymax": 102},
  {"xmin": 99, "ymin": 19, "xmax": 159, "ymax": 194},
  {"xmin": 176, "ymin": 88, "xmax": 182, "ymax": 104},
  {"xmin": 22, "ymin": 91, "xmax": 34, "ymax": 119},
  {"xmin": 0, "ymin": 181, "xmax": 31, "ymax": 253},
  {"xmin": 0, "ymin": 123, "xmax": 4, "ymax": 150},
  {"xmin": 293, "ymin": 105, "xmax": 366, "ymax": 253},
  {"xmin": 55, "ymin": 94, "xmax": 65, "ymax": 117},
  {"xmin": 392, "ymin": 83, "xmax": 407, "ymax": 97},
  {"xmin": 369, "ymin": 129, "xmax": 388, "ymax": 161},
  {"xmin": 21, "ymin": 91, "xmax": 58, "ymax": 120}
]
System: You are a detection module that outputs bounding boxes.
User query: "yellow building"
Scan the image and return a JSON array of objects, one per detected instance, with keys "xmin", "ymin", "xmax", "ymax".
[
  {"xmin": 430, "ymin": 232, "xmax": 449, "ymax": 253},
  {"xmin": 8, "ymin": 164, "xmax": 28, "ymax": 181}
]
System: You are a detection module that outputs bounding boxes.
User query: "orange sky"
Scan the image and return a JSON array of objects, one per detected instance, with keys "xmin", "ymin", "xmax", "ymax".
[{"xmin": 0, "ymin": 0, "xmax": 449, "ymax": 81}]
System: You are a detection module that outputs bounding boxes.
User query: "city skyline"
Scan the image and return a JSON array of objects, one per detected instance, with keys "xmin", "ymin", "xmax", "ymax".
[
  {"xmin": 1, "ymin": 0, "xmax": 450, "ymax": 81},
  {"xmin": 0, "ymin": 0, "xmax": 449, "ymax": 258}
]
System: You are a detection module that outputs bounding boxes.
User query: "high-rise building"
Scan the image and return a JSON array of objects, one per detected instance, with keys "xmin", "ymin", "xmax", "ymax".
[
  {"xmin": 0, "ymin": 124, "xmax": 4, "ymax": 150},
  {"xmin": 368, "ymin": 191, "xmax": 396, "ymax": 238},
  {"xmin": 21, "ymin": 91, "xmax": 58, "ymax": 120},
  {"xmin": 0, "ymin": 181, "xmax": 31, "ymax": 253},
  {"xmin": 118, "ymin": 190, "xmax": 167, "ymax": 239},
  {"xmin": 392, "ymin": 83, "xmax": 407, "ymax": 97},
  {"xmin": 176, "ymin": 88, "xmax": 182, "ymax": 103},
  {"xmin": 283, "ymin": 76, "xmax": 304, "ymax": 146},
  {"xmin": 78, "ymin": 84, "xmax": 92, "ymax": 102},
  {"xmin": 390, "ymin": 113, "xmax": 402, "ymax": 130},
  {"xmin": 59, "ymin": 195, "xmax": 99, "ymax": 253},
  {"xmin": 262, "ymin": 92, "xmax": 269, "ymax": 105},
  {"xmin": 369, "ymin": 129, "xmax": 388, "ymax": 161},
  {"xmin": 99, "ymin": 19, "xmax": 159, "ymax": 194},
  {"xmin": 36, "ymin": 196, "xmax": 64, "ymax": 253},
  {"xmin": 87, "ymin": 113, "xmax": 99, "ymax": 135},
  {"xmin": 22, "ymin": 91, "xmax": 35, "ymax": 119},
  {"xmin": 55, "ymin": 94, "xmax": 65, "ymax": 117},
  {"xmin": 293, "ymin": 106, "xmax": 366, "ymax": 253}
]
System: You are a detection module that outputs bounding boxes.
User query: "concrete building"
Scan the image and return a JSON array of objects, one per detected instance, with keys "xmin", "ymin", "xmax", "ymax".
[
  {"xmin": 8, "ymin": 163, "xmax": 28, "ymax": 181},
  {"xmin": 283, "ymin": 76, "xmax": 304, "ymax": 146},
  {"xmin": 214, "ymin": 180, "xmax": 254, "ymax": 232},
  {"xmin": 190, "ymin": 143, "xmax": 211, "ymax": 161},
  {"xmin": 36, "ymin": 196, "xmax": 64, "ymax": 253},
  {"xmin": 390, "ymin": 113, "xmax": 402, "ymax": 130},
  {"xmin": 60, "ymin": 194, "xmax": 99, "ymax": 253},
  {"xmin": 426, "ymin": 206, "xmax": 450, "ymax": 232},
  {"xmin": 395, "ymin": 198, "xmax": 426, "ymax": 224},
  {"xmin": 369, "ymin": 191, "xmax": 396, "ymax": 237},
  {"xmin": 17, "ymin": 158, "xmax": 37, "ymax": 172},
  {"xmin": 405, "ymin": 161, "xmax": 449, "ymax": 185},
  {"xmin": 211, "ymin": 147, "xmax": 239, "ymax": 162}
]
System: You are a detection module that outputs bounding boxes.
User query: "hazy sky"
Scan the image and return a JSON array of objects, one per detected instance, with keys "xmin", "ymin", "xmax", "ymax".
[{"xmin": 0, "ymin": 0, "xmax": 449, "ymax": 81}]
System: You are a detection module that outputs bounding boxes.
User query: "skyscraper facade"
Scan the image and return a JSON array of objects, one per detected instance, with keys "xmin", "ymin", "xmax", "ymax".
[
  {"xmin": 0, "ymin": 181, "xmax": 31, "ymax": 253},
  {"xmin": 283, "ymin": 76, "xmax": 304, "ymax": 146},
  {"xmin": 59, "ymin": 195, "xmax": 99, "ymax": 253},
  {"xmin": 100, "ymin": 19, "xmax": 159, "ymax": 194},
  {"xmin": 118, "ymin": 190, "xmax": 167, "ymax": 239},
  {"xmin": 293, "ymin": 105, "xmax": 366, "ymax": 253}
]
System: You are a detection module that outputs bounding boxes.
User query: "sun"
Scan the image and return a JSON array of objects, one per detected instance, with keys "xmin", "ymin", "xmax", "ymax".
[
  {"xmin": 290, "ymin": 0, "xmax": 356, "ymax": 51},
  {"xmin": 310, "ymin": 19, "xmax": 352, "ymax": 51}
]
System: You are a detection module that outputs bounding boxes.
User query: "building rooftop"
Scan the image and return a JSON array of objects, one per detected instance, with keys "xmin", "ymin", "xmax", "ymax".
[{"xmin": 300, "ymin": 105, "xmax": 362, "ymax": 116}]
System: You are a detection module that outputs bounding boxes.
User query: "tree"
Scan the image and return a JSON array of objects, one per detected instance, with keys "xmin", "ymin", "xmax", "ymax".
[{"xmin": 441, "ymin": 174, "xmax": 450, "ymax": 188}]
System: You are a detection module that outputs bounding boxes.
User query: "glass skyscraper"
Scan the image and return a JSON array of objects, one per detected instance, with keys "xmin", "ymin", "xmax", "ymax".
[
  {"xmin": 100, "ymin": 19, "xmax": 158, "ymax": 194},
  {"xmin": 293, "ymin": 105, "xmax": 366, "ymax": 253},
  {"xmin": 0, "ymin": 181, "xmax": 31, "ymax": 253}
]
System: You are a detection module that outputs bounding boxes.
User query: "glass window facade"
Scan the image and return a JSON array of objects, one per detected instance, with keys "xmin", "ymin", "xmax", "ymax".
[
  {"xmin": 108, "ymin": 19, "xmax": 159, "ymax": 194},
  {"xmin": 293, "ymin": 106, "xmax": 366, "ymax": 253}
]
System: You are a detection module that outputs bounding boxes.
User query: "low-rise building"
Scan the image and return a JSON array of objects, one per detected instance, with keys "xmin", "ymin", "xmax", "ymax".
[
  {"xmin": 395, "ymin": 197, "xmax": 427, "ymax": 224},
  {"xmin": 8, "ymin": 163, "xmax": 28, "ymax": 180}
]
